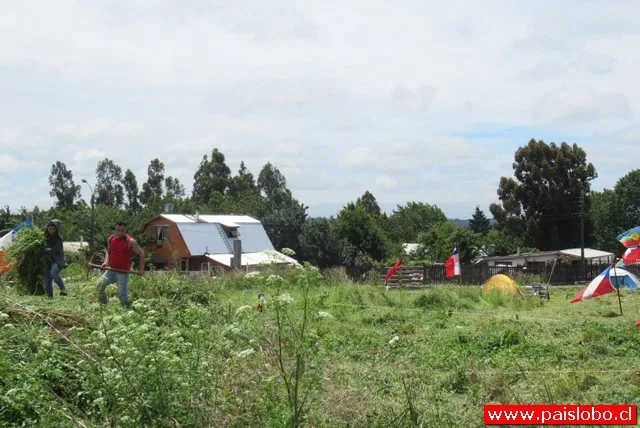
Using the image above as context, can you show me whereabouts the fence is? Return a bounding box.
[372,262,629,287]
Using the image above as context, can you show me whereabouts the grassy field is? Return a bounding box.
[1,263,640,427]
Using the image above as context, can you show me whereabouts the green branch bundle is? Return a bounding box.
[6,226,47,295]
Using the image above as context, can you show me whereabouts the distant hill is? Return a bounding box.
[449,218,469,228]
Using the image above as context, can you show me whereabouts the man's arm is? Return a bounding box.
[130,239,145,273]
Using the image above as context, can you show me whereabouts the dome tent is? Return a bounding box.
[482,274,523,296]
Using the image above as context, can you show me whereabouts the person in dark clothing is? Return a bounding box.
[44,220,67,298]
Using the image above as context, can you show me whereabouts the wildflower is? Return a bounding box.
[0,312,9,319]
[318,311,334,319]
[389,335,400,346]
[237,348,255,358]
[267,274,284,284]
[245,271,261,278]
[278,294,294,304]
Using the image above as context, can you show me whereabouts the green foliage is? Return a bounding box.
[336,203,388,262]
[122,169,141,212]
[192,148,231,204]
[590,169,640,255]
[3,266,640,426]
[387,201,448,243]
[298,218,343,268]
[468,206,491,235]
[356,191,382,218]
[490,139,597,250]
[48,161,81,209]
[139,158,166,205]
[95,158,125,208]
[5,226,47,295]
[416,221,483,263]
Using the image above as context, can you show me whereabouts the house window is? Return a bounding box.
[156,225,170,246]
[180,259,188,271]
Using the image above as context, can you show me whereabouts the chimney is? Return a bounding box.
[195,207,200,222]
[516,247,521,255]
[232,240,242,269]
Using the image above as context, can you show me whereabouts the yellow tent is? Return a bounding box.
[482,274,523,296]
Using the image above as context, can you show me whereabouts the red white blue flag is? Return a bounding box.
[571,266,616,303]
[445,247,460,278]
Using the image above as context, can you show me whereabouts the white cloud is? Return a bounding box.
[375,175,397,190]
[58,119,144,140]
[1,1,640,218]
[73,149,108,164]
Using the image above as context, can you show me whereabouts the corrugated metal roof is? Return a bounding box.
[176,223,231,255]
[161,214,196,223]
[206,251,298,267]
[198,215,260,224]
[484,248,614,261]
[560,248,614,259]
[233,222,275,252]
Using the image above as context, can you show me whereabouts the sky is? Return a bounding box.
[1,0,639,219]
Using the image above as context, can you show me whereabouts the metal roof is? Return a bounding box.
[206,251,298,268]
[233,222,275,252]
[484,248,614,261]
[560,248,614,259]
[198,215,260,224]
[160,214,196,223]
[176,223,231,255]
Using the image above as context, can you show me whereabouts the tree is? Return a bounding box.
[257,162,289,204]
[356,191,382,218]
[228,161,258,199]
[335,203,388,262]
[490,139,597,250]
[255,163,308,253]
[48,161,81,208]
[192,148,231,204]
[140,158,165,204]
[164,176,185,200]
[387,202,448,243]
[95,159,124,208]
[590,169,640,254]
[122,169,141,212]
[298,217,343,268]
[468,206,491,235]
[415,222,483,264]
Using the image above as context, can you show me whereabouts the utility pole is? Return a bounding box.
[82,179,96,256]
[579,182,586,282]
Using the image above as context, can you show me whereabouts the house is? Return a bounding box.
[483,248,614,268]
[141,213,298,271]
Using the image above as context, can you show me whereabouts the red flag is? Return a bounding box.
[385,259,403,285]
[445,247,460,278]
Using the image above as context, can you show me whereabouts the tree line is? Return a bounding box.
[1,140,638,274]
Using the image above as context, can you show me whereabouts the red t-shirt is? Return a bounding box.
[109,234,133,271]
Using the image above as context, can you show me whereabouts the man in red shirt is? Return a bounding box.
[96,221,145,307]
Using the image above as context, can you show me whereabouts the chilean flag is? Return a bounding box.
[385,258,403,285]
[571,266,616,303]
[445,247,461,278]
[622,246,640,265]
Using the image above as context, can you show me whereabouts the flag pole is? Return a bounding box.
[612,258,623,315]
[458,244,462,285]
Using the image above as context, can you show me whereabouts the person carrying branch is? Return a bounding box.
[96,220,145,307]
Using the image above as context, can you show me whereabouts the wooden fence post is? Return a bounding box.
[423,263,427,286]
